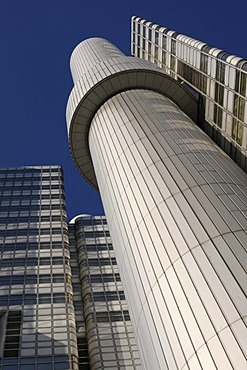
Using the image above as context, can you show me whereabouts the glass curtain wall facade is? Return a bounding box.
[69,215,141,370]
[0,166,78,370]
[131,16,247,172]
[0,168,141,370]
[66,37,247,370]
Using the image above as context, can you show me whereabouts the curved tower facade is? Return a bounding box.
[67,38,247,370]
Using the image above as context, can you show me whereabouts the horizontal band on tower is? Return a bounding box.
[67,39,198,190]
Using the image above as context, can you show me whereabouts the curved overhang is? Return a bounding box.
[67,54,199,191]
[69,214,92,224]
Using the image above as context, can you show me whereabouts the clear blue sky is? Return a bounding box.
[0,0,246,220]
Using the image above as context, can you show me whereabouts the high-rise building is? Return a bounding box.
[66,19,247,370]
[131,16,247,172]
[69,215,141,369]
[0,166,141,370]
[0,166,78,370]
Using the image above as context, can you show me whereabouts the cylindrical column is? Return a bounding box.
[89,89,247,370]
[67,38,247,370]
[70,37,125,84]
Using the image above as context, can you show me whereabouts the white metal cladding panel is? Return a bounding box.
[67,38,198,190]
[88,89,247,370]
[70,38,125,84]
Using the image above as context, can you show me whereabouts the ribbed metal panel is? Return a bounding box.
[68,38,247,370]
[89,89,247,370]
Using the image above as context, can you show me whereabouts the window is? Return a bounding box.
[234,94,245,122]
[215,83,224,106]
[171,39,176,55]
[170,55,176,72]
[216,61,225,84]
[0,312,7,357]
[200,54,208,74]
[232,119,243,145]
[240,72,247,96]
[94,310,130,323]
[3,311,21,358]
[214,105,223,128]
[12,276,25,285]
[177,60,201,90]
[84,257,117,267]
[39,275,51,284]
[92,291,125,302]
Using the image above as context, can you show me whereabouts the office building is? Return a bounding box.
[66,19,247,370]
[0,166,141,370]
[69,215,141,369]
[131,16,247,172]
[0,166,78,370]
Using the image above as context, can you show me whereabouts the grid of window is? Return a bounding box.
[0,256,70,268]
[0,293,70,306]
[1,311,22,358]
[0,166,78,370]
[68,225,90,370]
[69,215,142,369]
[0,274,66,286]
[0,355,72,370]
[95,310,130,323]
[132,16,247,171]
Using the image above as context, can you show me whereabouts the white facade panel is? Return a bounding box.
[88,89,247,369]
[67,38,247,370]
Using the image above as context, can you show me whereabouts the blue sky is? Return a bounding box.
[0,0,246,220]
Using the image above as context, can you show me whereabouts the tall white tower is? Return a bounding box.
[67,38,247,370]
